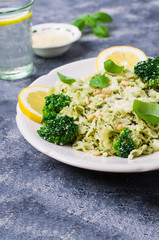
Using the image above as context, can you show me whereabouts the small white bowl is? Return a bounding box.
[32,23,81,58]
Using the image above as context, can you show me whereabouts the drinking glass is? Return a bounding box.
[0,0,34,80]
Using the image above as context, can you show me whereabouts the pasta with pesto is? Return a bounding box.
[54,68,159,160]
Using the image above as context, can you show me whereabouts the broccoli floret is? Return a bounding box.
[37,115,78,145]
[43,93,71,115]
[42,111,57,125]
[113,128,136,158]
[134,57,159,90]
[38,92,78,145]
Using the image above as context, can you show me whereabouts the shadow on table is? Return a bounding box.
[42,156,159,194]
[77,167,159,193]
[40,157,159,219]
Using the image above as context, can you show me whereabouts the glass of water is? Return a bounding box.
[0,0,34,80]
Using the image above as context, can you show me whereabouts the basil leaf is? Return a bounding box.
[92,12,113,23]
[89,75,109,88]
[81,14,96,28]
[71,18,85,31]
[93,25,109,38]
[133,99,159,124]
[57,72,76,85]
[104,59,124,73]
[71,11,113,38]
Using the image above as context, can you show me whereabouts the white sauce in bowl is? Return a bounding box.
[32,30,72,48]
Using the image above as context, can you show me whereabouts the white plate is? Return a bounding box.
[16,58,159,172]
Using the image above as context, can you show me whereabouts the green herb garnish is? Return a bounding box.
[71,11,113,38]
[91,12,113,23]
[81,14,96,28]
[93,25,109,38]
[104,59,124,73]
[57,72,76,85]
[71,18,85,31]
[89,75,109,88]
[133,99,159,124]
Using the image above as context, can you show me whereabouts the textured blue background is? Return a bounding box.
[0,0,159,239]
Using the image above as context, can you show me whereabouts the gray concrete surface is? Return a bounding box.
[0,0,159,239]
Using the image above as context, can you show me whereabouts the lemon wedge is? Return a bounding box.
[96,46,147,72]
[0,11,32,27]
[18,86,54,123]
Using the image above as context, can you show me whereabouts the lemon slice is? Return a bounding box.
[0,11,32,26]
[96,46,147,72]
[18,86,54,123]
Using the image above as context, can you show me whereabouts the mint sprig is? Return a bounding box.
[71,11,113,38]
